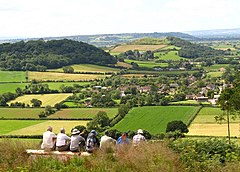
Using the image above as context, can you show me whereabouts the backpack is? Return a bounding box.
[86,136,95,152]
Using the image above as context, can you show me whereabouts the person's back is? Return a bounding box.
[132,129,146,145]
[56,128,71,151]
[70,129,85,152]
[41,126,56,150]
[86,130,99,153]
[100,131,116,150]
[117,132,129,145]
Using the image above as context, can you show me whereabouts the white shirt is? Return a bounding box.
[100,135,115,149]
[41,131,57,149]
[56,133,71,147]
[132,134,146,145]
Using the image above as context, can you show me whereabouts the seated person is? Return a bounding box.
[100,131,116,152]
[70,129,85,152]
[41,126,57,151]
[86,130,99,153]
[56,128,71,151]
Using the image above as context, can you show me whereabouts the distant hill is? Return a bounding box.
[185,28,240,40]
[0,39,117,71]
[0,32,197,47]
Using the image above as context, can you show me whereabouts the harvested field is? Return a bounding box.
[111,45,167,53]
[0,108,43,118]
[8,93,72,107]
[28,71,110,81]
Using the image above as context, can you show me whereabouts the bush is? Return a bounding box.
[166,120,189,133]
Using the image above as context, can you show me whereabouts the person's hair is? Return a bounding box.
[60,128,65,133]
[47,126,52,132]
[105,131,109,136]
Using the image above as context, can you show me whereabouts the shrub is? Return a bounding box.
[166,120,189,133]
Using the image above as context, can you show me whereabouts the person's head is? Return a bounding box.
[60,128,65,134]
[90,130,97,135]
[47,126,52,132]
[137,129,143,135]
[72,128,80,135]
[122,132,128,140]
[105,131,110,136]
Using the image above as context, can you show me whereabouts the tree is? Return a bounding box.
[63,66,74,73]
[166,120,189,133]
[216,86,240,144]
[87,111,110,131]
[31,99,42,107]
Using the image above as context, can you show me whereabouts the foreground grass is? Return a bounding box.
[0,139,184,172]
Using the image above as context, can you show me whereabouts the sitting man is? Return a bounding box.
[70,128,85,152]
[100,131,116,152]
[41,126,57,151]
[132,129,146,146]
[86,130,99,153]
[56,128,71,151]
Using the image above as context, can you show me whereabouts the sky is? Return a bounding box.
[0,0,239,38]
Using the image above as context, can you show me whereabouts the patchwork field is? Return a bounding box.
[125,59,168,68]
[188,107,240,136]
[49,64,120,73]
[115,62,132,69]
[154,51,183,61]
[8,93,72,107]
[1,120,88,135]
[0,120,44,135]
[111,44,167,53]
[46,82,91,90]
[0,71,26,82]
[50,108,118,119]
[0,108,43,118]
[113,106,200,134]
[0,83,28,94]
[28,71,110,81]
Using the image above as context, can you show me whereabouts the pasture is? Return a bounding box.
[111,44,167,53]
[49,64,120,73]
[0,71,26,82]
[0,108,43,118]
[5,120,89,135]
[8,93,72,107]
[46,82,90,90]
[113,106,200,134]
[28,71,110,81]
[154,51,183,61]
[115,61,132,69]
[125,59,168,68]
[188,107,240,136]
[50,108,118,119]
[0,83,28,94]
[203,64,229,72]
[207,71,223,78]
[0,120,44,135]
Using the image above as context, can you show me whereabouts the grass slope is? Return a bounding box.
[50,108,118,119]
[111,45,167,53]
[46,82,91,90]
[154,51,183,61]
[0,71,26,82]
[8,93,72,107]
[125,59,168,68]
[0,108,43,118]
[114,106,199,134]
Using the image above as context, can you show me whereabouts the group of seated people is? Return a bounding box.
[41,126,146,153]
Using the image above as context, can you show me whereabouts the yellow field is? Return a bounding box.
[8,93,72,107]
[115,62,132,69]
[111,44,167,53]
[28,71,110,81]
[6,120,89,135]
[188,123,240,137]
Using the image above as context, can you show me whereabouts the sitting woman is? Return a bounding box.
[70,129,85,152]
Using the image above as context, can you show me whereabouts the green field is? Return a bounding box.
[125,59,168,68]
[0,108,43,118]
[50,108,118,119]
[114,106,200,134]
[203,64,229,72]
[8,93,72,107]
[0,120,44,134]
[207,71,223,78]
[154,51,183,61]
[0,71,26,82]
[0,83,28,94]
[46,82,91,90]
[5,120,89,135]
[49,64,120,73]
[169,100,200,105]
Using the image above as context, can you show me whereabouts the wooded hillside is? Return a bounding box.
[0,39,117,71]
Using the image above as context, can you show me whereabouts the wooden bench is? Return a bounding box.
[26,149,91,160]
